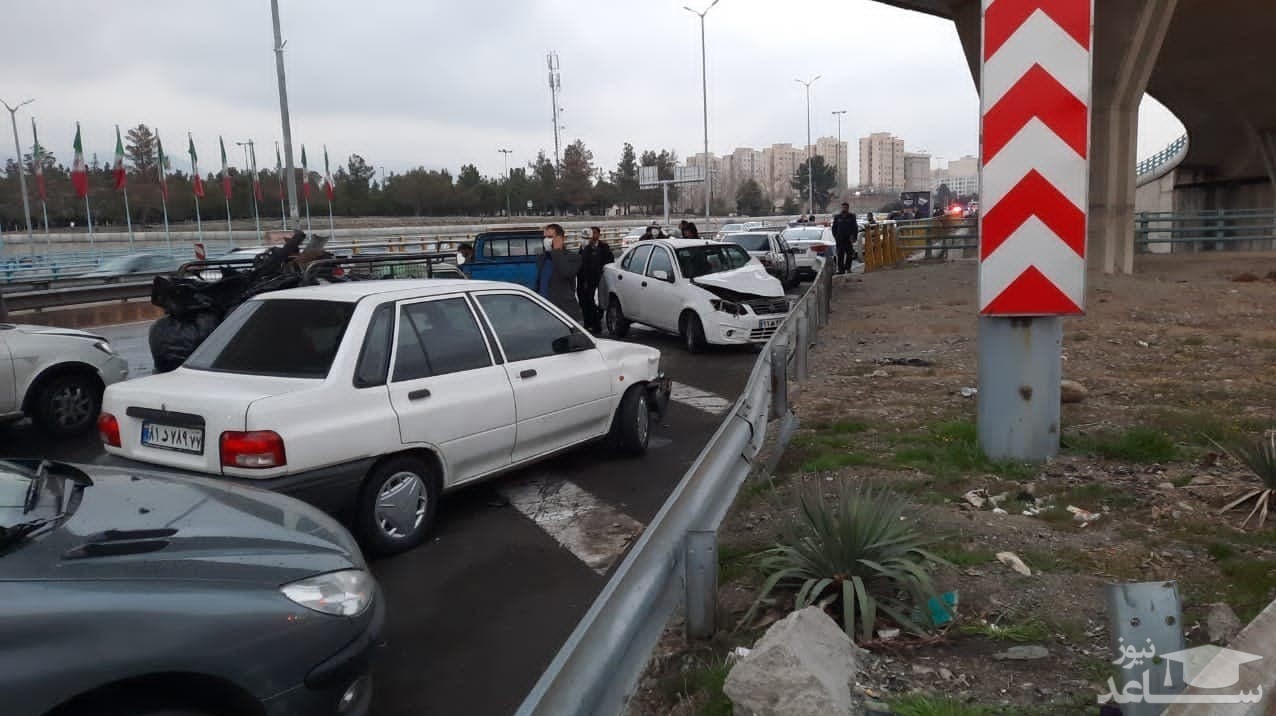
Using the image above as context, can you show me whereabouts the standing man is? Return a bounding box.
[457,243,476,277]
[832,202,858,275]
[536,223,583,322]
[577,226,614,333]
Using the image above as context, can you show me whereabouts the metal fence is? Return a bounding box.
[1135,209,1276,251]
[514,258,835,716]
[1136,134,1189,182]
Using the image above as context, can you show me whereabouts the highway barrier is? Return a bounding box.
[862,224,905,271]
[514,257,836,716]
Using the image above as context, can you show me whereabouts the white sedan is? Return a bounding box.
[600,239,791,353]
[99,279,670,555]
[0,323,129,435]
[780,226,837,280]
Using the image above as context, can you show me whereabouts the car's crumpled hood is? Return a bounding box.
[3,324,105,341]
[691,263,785,299]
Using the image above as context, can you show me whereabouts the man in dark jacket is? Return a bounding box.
[831,202,858,274]
[576,227,614,333]
[536,223,583,322]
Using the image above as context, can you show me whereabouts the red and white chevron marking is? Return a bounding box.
[979,0,1093,316]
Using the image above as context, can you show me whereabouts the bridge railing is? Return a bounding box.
[1136,134,1189,183]
[1135,209,1276,251]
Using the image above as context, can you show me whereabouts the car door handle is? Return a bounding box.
[520,369,537,379]
[408,388,431,401]
[641,281,648,287]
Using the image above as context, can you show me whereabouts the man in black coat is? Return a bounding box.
[831,202,859,274]
[576,226,614,333]
[536,223,584,322]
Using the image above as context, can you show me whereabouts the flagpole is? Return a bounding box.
[85,195,95,249]
[123,188,135,250]
[225,196,233,249]
[161,194,171,254]
[40,200,50,250]
[327,199,335,240]
[194,194,203,241]
[276,140,287,230]
[305,196,312,233]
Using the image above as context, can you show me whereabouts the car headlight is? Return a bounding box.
[93,340,115,355]
[281,569,375,616]
[710,299,748,316]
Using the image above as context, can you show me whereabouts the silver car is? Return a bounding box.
[0,323,129,436]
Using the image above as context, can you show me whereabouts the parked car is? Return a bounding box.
[780,226,837,280]
[0,458,382,716]
[600,239,791,353]
[717,231,799,289]
[0,323,129,436]
[712,221,764,241]
[79,252,181,278]
[100,279,671,555]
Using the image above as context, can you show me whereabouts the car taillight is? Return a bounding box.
[220,431,287,469]
[812,245,827,255]
[98,413,121,447]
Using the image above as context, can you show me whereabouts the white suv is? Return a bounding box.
[0,323,129,435]
[99,279,670,555]
[601,239,791,353]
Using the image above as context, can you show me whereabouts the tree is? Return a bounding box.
[735,179,769,216]
[638,148,679,214]
[338,154,376,212]
[790,156,838,212]
[935,183,953,213]
[560,139,596,213]
[613,142,639,214]
[125,124,158,175]
[529,151,558,214]
[780,195,800,214]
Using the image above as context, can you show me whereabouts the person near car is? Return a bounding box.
[576,226,614,333]
[832,202,859,275]
[457,242,476,276]
[536,223,584,322]
[681,222,700,239]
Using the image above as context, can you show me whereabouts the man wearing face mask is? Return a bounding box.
[535,223,584,322]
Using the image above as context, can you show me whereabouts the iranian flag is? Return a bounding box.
[156,132,169,201]
[323,145,335,201]
[251,143,263,202]
[300,145,312,200]
[219,136,232,198]
[71,123,89,198]
[31,118,46,201]
[112,125,127,191]
[188,134,205,198]
[276,144,285,200]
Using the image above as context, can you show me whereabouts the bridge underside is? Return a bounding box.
[873,0,1276,271]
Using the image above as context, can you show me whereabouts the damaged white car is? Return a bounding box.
[600,239,791,352]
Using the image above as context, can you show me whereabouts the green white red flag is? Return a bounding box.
[71,123,89,198]
[31,118,46,201]
[219,136,232,199]
[156,132,169,201]
[276,144,285,201]
[323,146,335,201]
[188,134,205,198]
[112,125,127,191]
[300,145,312,200]
[251,143,263,202]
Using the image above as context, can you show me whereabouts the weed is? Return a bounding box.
[1206,541,1236,561]
[893,420,1035,480]
[719,544,759,585]
[1063,427,1179,463]
[1072,332,1090,342]
[660,656,733,716]
[1214,432,1276,529]
[1217,558,1276,621]
[1018,547,1089,574]
[928,543,996,567]
[1079,656,1121,684]
[891,694,992,716]
[1147,409,1268,448]
[812,419,871,435]
[959,618,1052,643]
[801,451,874,473]
[1057,482,1140,511]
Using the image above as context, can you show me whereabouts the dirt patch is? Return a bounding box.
[631,252,1276,715]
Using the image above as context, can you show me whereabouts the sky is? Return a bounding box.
[1,0,1185,180]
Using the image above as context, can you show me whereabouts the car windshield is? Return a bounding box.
[719,224,744,233]
[675,245,753,278]
[783,228,825,242]
[185,299,356,379]
[721,233,770,252]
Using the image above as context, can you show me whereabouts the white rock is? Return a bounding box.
[724,607,867,716]
[1207,603,1242,645]
[996,551,1033,576]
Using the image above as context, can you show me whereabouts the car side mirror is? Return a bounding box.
[553,330,594,354]
[651,269,672,282]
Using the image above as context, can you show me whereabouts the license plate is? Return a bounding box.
[141,421,205,454]
[791,247,806,254]
[759,318,782,329]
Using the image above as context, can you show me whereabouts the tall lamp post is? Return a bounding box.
[2,98,36,246]
[795,76,820,216]
[498,148,513,217]
[270,0,299,222]
[685,0,720,225]
[831,109,847,195]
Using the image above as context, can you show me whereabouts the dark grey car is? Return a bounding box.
[0,459,383,716]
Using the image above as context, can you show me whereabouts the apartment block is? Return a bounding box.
[858,132,906,193]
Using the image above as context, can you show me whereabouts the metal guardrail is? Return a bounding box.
[1135,209,1276,248]
[1136,134,1189,182]
[514,258,835,716]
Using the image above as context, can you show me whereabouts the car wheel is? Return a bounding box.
[357,456,440,556]
[606,297,630,338]
[610,385,650,456]
[33,372,102,436]
[681,312,708,354]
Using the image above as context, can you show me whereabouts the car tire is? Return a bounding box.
[357,456,440,556]
[610,385,650,456]
[681,312,708,354]
[32,372,102,437]
[606,297,630,339]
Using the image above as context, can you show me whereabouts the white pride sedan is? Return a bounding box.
[0,323,129,436]
[99,279,670,555]
[600,239,791,353]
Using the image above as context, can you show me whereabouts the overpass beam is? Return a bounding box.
[1090,0,1179,275]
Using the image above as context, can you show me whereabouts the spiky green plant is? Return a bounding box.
[739,481,946,642]
[1217,431,1276,529]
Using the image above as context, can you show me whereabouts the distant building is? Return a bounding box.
[904,152,932,193]
[931,154,980,197]
[811,137,850,190]
[859,132,906,193]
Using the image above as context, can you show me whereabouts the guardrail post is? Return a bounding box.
[685,529,718,640]
[770,341,789,420]
[795,314,809,383]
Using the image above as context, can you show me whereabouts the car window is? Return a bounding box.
[722,233,770,252]
[354,303,395,388]
[508,239,528,257]
[625,245,653,274]
[646,247,675,279]
[392,298,492,382]
[476,293,573,363]
[675,245,752,277]
[185,299,355,379]
[487,239,509,258]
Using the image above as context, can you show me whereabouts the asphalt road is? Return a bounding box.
[1,319,760,716]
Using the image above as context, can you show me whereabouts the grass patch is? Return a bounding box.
[959,618,1052,643]
[1071,332,1090,342]
[801,451,874,473]
[1217,558,1276,622]
[811,419,870,435]
[1057,482,1140,511]
[929,542,997,567]
[1079,656,1121,684]
[1017,547,1089,574]
[718,544,759,585]
[1206,541,1236,561]
[1146,409,1269,448]
[1063,427,1179,463]
[891,694,993,716]
[893,421,1035,481]
[659,656,732,716]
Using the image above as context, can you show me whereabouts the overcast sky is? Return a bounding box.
[2,0,1183,181]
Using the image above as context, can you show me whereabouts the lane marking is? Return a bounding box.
[499,477,645,574]
[670,381,731,416]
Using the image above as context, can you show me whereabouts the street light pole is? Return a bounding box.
[832,109,847,195]
[795,76,820,216]
[270,0,299,223]
[685,0,720,226]
[498,148,513,217]
[2,98,36,246]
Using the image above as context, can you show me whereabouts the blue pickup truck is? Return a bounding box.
[462,228,547,289]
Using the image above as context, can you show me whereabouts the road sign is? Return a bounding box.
[639,165,660,189]
[978,0,1092,316]
[675,165,705,183]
